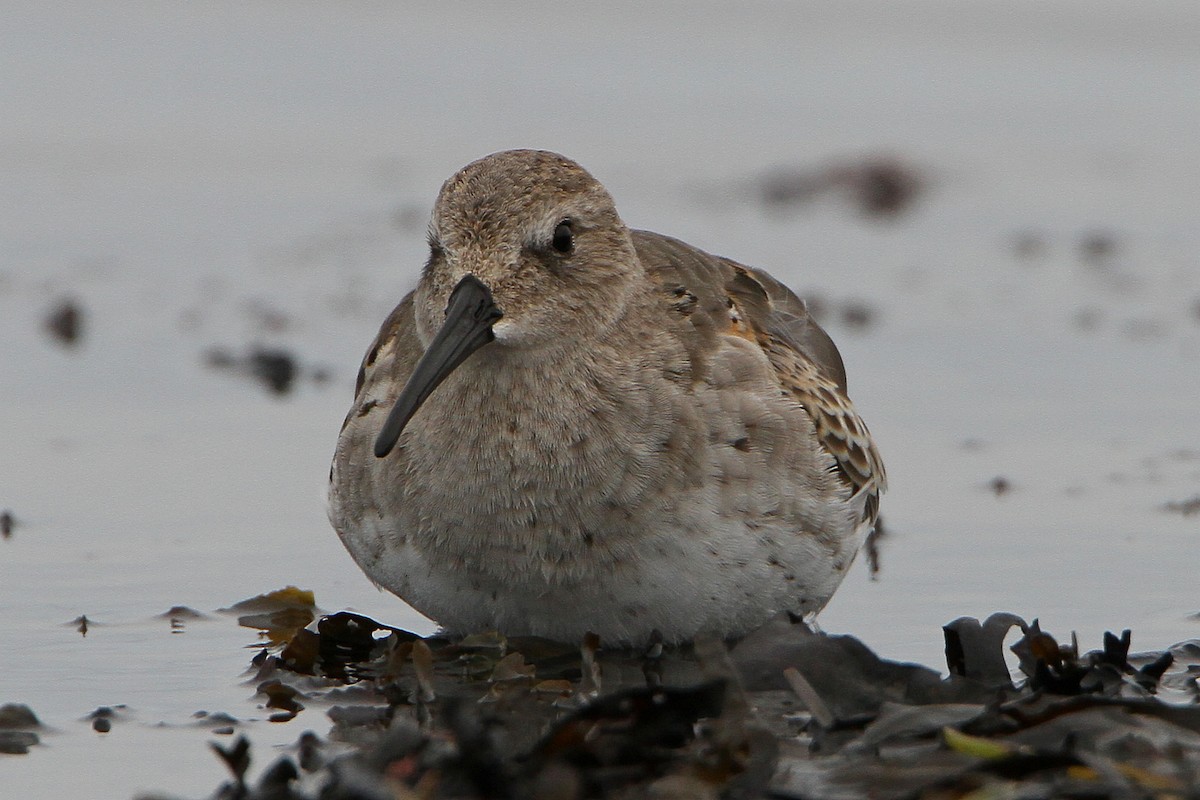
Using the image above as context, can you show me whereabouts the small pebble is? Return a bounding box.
[1079,230,1118,264]
[250,348,298,395]
[93,717,112,733]
[45,299,83,346]
[851,159,921,217]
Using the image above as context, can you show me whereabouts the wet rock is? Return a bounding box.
[162,605,206,618]
[1163,495,1200,517]
[0,731,39,754]
[223,586,317,645]
[204,346,309,396]
[730,619,992,717]
[249,347,298,395]
[759,156,923,218]
[187,611,1200,800]
[257,680,305,720]
[847,158,922,217]
[222,586,317,616]
[943,612,1027,687]
[193,710,240,735]
[161,605,206,633]
[44,298,83,346]
[86,706,126,728]
[0,703,40,729]
[327,704,390,730]
[988,476,1011,496]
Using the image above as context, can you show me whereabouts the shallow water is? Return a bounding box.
[2,2,1199,796]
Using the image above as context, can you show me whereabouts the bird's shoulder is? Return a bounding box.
[631,229,887,517]
[340,293,420,435]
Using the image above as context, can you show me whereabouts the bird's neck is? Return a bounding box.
[419,336,643,442]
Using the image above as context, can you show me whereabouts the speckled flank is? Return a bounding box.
[328,149,884,645]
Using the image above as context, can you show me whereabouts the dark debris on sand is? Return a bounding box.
[203,346,331,397]
[44,297,84,346]
[1163,495,1200,517]
[0,703,42,755]
[759,156,923,219]
[166,610,1200,800]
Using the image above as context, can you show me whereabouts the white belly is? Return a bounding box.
[331,453,864,644]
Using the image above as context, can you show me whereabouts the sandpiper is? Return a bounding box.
[329,150,885,645]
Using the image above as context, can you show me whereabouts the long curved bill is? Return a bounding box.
[374,274,503,458]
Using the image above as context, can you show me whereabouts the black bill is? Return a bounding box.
[374,274,503,458]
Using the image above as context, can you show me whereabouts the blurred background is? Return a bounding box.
[2,1,1198,795]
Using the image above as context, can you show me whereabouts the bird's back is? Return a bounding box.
[631,230,886,523]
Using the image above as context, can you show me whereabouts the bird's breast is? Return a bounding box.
[383,353,690,573]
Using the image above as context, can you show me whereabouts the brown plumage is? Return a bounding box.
[630,231,886,521]
[329,150,885,644]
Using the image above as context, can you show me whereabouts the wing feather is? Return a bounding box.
[632,230,886,523]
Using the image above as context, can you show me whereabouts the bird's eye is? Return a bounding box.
[551,221,574,254]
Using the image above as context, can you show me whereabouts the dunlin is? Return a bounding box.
[329,150,885,644]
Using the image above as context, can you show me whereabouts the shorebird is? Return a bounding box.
[329,150,885,645]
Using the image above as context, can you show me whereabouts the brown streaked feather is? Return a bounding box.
[341,294,420,433]
[632,230,886,522]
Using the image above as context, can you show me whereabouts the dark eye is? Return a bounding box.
[551,220,574,254]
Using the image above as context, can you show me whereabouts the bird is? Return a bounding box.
[328,149,885,645]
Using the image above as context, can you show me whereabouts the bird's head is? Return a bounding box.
[375,150,641,457]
